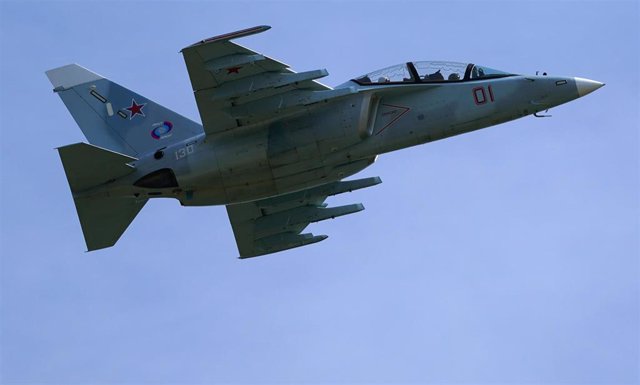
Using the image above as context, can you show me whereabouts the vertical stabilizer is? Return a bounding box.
[46,64,203,157]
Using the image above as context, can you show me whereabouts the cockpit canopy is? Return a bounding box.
[354,61,514,85]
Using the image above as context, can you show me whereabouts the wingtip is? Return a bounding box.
[182,25,272,51]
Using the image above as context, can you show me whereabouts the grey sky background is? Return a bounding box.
[1,1,638,384]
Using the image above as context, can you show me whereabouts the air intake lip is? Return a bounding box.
[134,168,178,188]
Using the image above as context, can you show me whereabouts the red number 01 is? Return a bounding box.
[473,85,495,105]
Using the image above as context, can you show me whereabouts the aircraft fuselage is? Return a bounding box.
[108,74,594,206]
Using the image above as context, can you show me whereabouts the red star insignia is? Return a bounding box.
[226,66,241,74]
[126,99,146,119]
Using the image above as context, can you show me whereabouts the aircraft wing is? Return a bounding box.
[181,26,356,136]
[226,177,381,258]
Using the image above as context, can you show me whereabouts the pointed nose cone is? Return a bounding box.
[574,77,605,97]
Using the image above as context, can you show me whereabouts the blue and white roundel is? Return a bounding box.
[151,121,173,139]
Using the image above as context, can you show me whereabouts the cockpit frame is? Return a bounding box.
[352,61,515,86]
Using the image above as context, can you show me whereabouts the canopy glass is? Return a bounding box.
[354,61,515,85]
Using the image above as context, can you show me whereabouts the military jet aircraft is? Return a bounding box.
[46,25,604,258]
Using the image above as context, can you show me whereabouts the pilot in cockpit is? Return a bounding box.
[426,70,444,81]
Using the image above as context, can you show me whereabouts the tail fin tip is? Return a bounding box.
[46,64,103,91]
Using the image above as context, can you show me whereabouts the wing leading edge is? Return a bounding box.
[226,177,382,258]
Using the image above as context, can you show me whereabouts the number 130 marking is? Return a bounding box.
[473,85,495,105]
[175,143,195,160]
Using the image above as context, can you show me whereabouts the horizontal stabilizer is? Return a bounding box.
[74,196,147,251]
[57,142,147,251]
[57,143,137,193]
